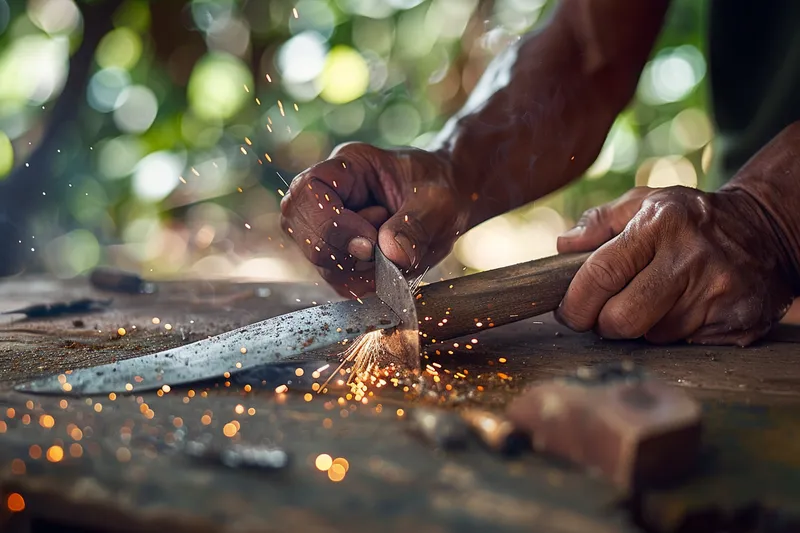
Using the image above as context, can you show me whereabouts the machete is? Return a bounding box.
[17,250,590,396]
[17,248,417,396]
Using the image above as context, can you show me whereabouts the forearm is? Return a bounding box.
[429,0,670,227]
[719,121,800,294]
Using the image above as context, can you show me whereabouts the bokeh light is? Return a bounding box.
[670,108,713,152]
[646,156,697,189]
[494,0,547,33]
[27,0,81,35]
[132,151,185,202]
[427,0,478,41]
[337,0,396,19]
[191,0,235,33]
[289,0,337,39]
[0,132,12,178]
[455,207,567,271]
[181,112,224,148]
[639,45,706,105]
[352,17,395,55]
[88,68,132,113]
[318,46,370,104]
[206,17,251,57]
[0,34,69,104]
[0,0,716,282]
[96,28,143,71]
[586,118,639,178]
[378,102,422,145]
[45,229,101,278]
[97,136,143,179]
[323,101,366,135]
[278,31,328,85]
[187,53,252,121]
[113,85,159,133]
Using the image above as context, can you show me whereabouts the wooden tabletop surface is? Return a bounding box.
[0,277,798,533]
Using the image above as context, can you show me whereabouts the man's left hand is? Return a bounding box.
[555,185,794,346]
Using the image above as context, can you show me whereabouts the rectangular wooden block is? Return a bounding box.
[506,364,703,491]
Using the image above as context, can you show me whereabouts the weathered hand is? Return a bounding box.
[280,143,469,297]
[555,186,795,346]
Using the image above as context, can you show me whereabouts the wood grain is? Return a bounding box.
[415,253,590,343]
[1,277,800,533]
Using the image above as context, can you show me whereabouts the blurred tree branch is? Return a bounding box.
[0,0,123,276]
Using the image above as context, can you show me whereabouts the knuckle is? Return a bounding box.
[646,187,713,222]
[619,186,654,205]
[579,206,606,227]
[330,141,369,157]
[599,305,644,339]
[583,257,626,294]
[279,191,297,217]
[648,197,689,221]
[629,185,654,197]
[330,142,386,168]
[707,270,735,298]
[736,298,765,326]
[287,171,313,197]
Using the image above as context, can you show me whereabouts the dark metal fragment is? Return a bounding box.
[184,440,290,471]
[3,298,112,318]
[408,407,470,450]
[90,267,157,294]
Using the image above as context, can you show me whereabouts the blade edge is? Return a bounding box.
[17,297,397,395]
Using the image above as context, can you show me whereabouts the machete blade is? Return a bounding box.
[16,296,398,396]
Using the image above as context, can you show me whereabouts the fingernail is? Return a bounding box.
[559,225,585,239]
[394,233,416,267]
[347,237,374,261]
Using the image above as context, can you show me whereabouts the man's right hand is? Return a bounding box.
[280,0,671,298]
[280,142,470,297]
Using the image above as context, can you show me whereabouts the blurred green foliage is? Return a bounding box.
[0,0,714,279]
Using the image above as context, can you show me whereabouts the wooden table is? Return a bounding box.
[0,277,798,533]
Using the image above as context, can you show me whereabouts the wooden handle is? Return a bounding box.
[415,252,590,343]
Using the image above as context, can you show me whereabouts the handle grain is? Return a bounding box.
[415,252,590,343]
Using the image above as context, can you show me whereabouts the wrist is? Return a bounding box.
[718,122,800,295]
[718,183,800,297]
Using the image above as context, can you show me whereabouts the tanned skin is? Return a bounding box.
[281,0,800,346]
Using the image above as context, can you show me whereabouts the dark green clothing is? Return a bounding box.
[709,0,800,186]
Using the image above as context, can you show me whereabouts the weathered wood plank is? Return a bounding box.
[0,277,798,532]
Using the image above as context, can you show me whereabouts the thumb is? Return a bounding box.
[557,187,653,253]
[377,187,454,270]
